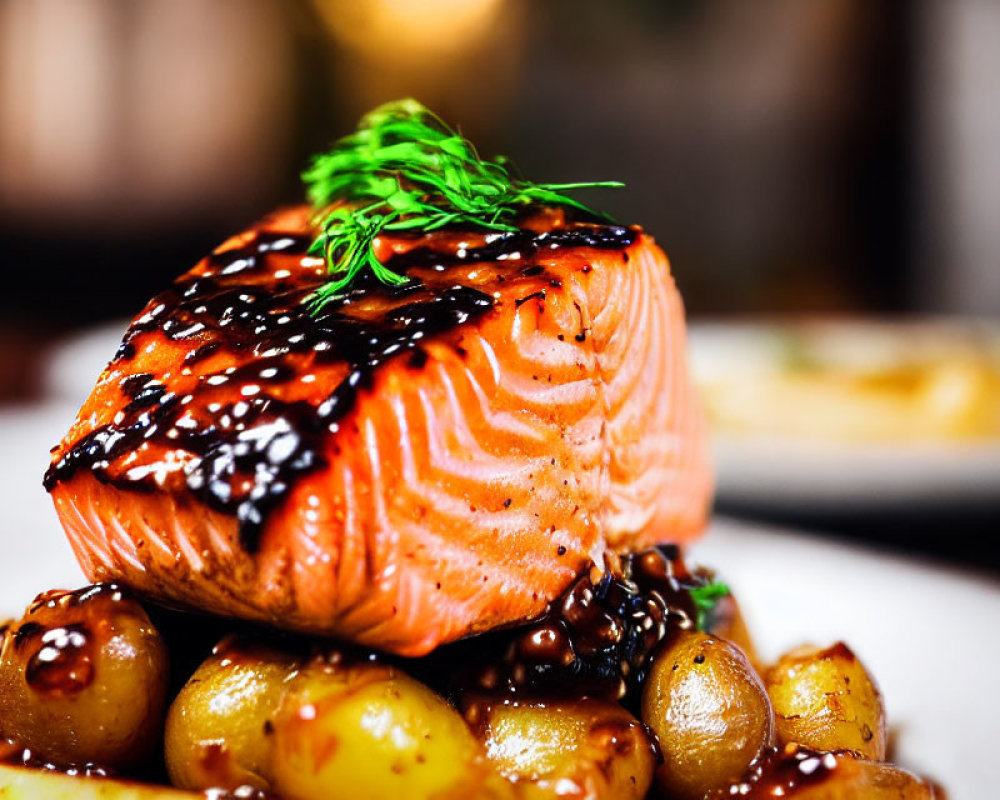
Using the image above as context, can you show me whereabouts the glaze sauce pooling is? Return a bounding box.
[44,208,638,551]
[721,744,846,799]
[435,545,712,701]
[3,585,138,698]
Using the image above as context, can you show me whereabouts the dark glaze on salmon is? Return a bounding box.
[45,218,635,553]
[47,206,711,656]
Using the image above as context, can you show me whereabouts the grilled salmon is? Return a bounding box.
[45,206,711,656]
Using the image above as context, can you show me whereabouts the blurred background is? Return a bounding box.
[0,0,998,567]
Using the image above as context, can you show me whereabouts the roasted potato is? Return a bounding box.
[764,642,886,760]
[164,637,300,791]
[641,630,775,800]
[472,697,654,800]
[270,657,512,800]
[0,585,169,769]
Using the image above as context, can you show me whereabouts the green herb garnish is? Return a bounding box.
[302,99,622,310]
[690,581,731,631]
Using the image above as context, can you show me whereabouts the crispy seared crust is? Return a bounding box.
[48,208,711,655]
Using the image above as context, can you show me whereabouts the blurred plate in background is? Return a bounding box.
[689,318,1000,512]
[0,404,90,606]
[41,319,128,409]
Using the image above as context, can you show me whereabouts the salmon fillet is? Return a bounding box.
[45,206,711,656]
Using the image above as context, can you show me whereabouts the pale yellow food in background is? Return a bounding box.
[692,320,1000,443]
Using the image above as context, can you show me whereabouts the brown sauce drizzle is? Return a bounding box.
[44,216,636,552]
[23,624,93,695]
[735,746,945,799]
[4,591,126,700]
[720,744,846,798]
[425,545,711,702]
[4,585,135,700]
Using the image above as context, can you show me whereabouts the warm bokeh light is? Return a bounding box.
[313,0,504,59]
[311,0,519,131]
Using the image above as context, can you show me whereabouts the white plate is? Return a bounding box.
[688,319,1000,512]
[0,403,993,798]
[693,520,1000,800]
[708,434,1000,511]
[0,404,91,607]
[41,319,130,409]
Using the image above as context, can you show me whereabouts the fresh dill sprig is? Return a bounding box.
[690,581,731,631]
[302,99,623,310]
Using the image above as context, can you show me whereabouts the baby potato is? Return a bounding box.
[473,697,655,800]
[0,585,169,769]
[642,630,775,800]
[164,638,300,792]
[270,657,508,800]
[764,642,886,760]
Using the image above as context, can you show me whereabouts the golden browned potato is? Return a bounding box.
[764,642,886,760]
[642,630,775,800]
[164,637,300,791]
[270,657,513,800]
[0,585,169,769]
[472,697,654,800]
